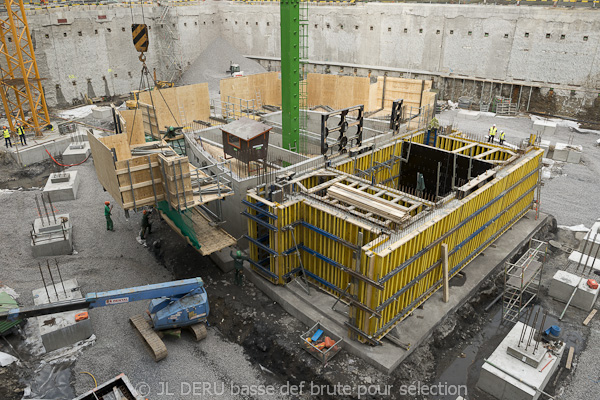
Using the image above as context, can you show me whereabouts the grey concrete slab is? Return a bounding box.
[477,321,564,400]
[43,171,80,202]
[61,142,91,165]
[8,132,72,166]
[31,214,73,257]
[210,246,235,273]
[33,279,93,353]
[246,210,550,373]
[549,270,599,312]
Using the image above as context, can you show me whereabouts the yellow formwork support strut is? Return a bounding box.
[0,0,51,136]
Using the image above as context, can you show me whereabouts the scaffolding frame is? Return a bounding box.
[502,238,548,323]
[0,0,50,136]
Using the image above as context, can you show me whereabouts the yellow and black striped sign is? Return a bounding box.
[132,24,149,53]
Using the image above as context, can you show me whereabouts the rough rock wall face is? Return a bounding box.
[23,3,599,107]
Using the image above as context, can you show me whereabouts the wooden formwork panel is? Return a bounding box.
[220,72,282,108]
[137,83,210,129]
[160,154,195,210]
[88,132,123,207]
[118,109,145,145]
[98,134,132,161]
[115,154,165,209]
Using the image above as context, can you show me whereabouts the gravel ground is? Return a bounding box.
[0,161,286,399]
[560,318,600,400]
[178,37,267,99]
[438,109,600,227]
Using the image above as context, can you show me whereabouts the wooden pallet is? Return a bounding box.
[129,314,168,362]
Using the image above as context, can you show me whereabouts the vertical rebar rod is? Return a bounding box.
[452,153,457,190]
[40,193,51,225]
[38,262,51,302]
[34,195,43,226]
[46,260,58,300]
[534,311,547,353]
[586,233,600,276]
[54,258,67,297]
[468,147,473,180]
[526,308,540,350]
[46,193,57,224]
[519,306,533,346]
[576,231,596,273]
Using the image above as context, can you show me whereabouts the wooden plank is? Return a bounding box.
[328,186,406,224]
[119,178,162,193]
[583,309,597,326]
[452,142,477,154]
[307,176,346,194]
[138,83,210,129]
[88,132,123,207]
[331,183,410,212]
[115,162,160,175]
[475,148,499,160]
[190,209,237,255]
[566,347,575,370]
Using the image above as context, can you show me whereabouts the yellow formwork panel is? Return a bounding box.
[248,133,542,341]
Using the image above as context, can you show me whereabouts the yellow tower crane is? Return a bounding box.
[0,0,50,137]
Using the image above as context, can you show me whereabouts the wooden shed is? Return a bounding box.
[221,117,271,163]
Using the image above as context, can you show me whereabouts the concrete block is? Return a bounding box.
[539,140,551,158]
[33,279,92,353]
[549,270,599,312]
[457,110,480,120]
[581,223,600,256]
[553,143,582,164]
[43,171,80,202]
[477,321,564,400]
[31,214,73,257]
[568,251,600,271]
[209,246,235,273]
[533,120,557,136]
[91,106,112,120]
[9,134,72,166]
[61,142,91,165]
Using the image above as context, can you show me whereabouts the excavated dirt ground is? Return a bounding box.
[140,210,586,400]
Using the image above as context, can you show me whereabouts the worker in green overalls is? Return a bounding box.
[230,250,249,286]
[104,201,114,231]
[140,209,152,239]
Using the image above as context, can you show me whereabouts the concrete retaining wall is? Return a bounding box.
[25,3,600,111]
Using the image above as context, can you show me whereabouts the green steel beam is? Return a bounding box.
[280,0,300,152]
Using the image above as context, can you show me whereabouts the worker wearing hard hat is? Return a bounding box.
[3,126,12,148]
[488,124,497,143]
[499,131,506,145]
[16,123,26,146]
[140,209,152,240]
[104,201,114,231]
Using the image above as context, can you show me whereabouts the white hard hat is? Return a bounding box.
[493,124,496,127]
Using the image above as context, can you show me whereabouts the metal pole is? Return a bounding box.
[527,86,533,111]
[54,258,67,297]
[535,311,547,353]
[435,162,441,199]
[452,153,457,190]
[38,262,51,302]
[40,193,51,225]
[526,308,540,350]
[468,147,473,180]
[34,195,43,226]
[46,260,58,300]
[46,193,57,224]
